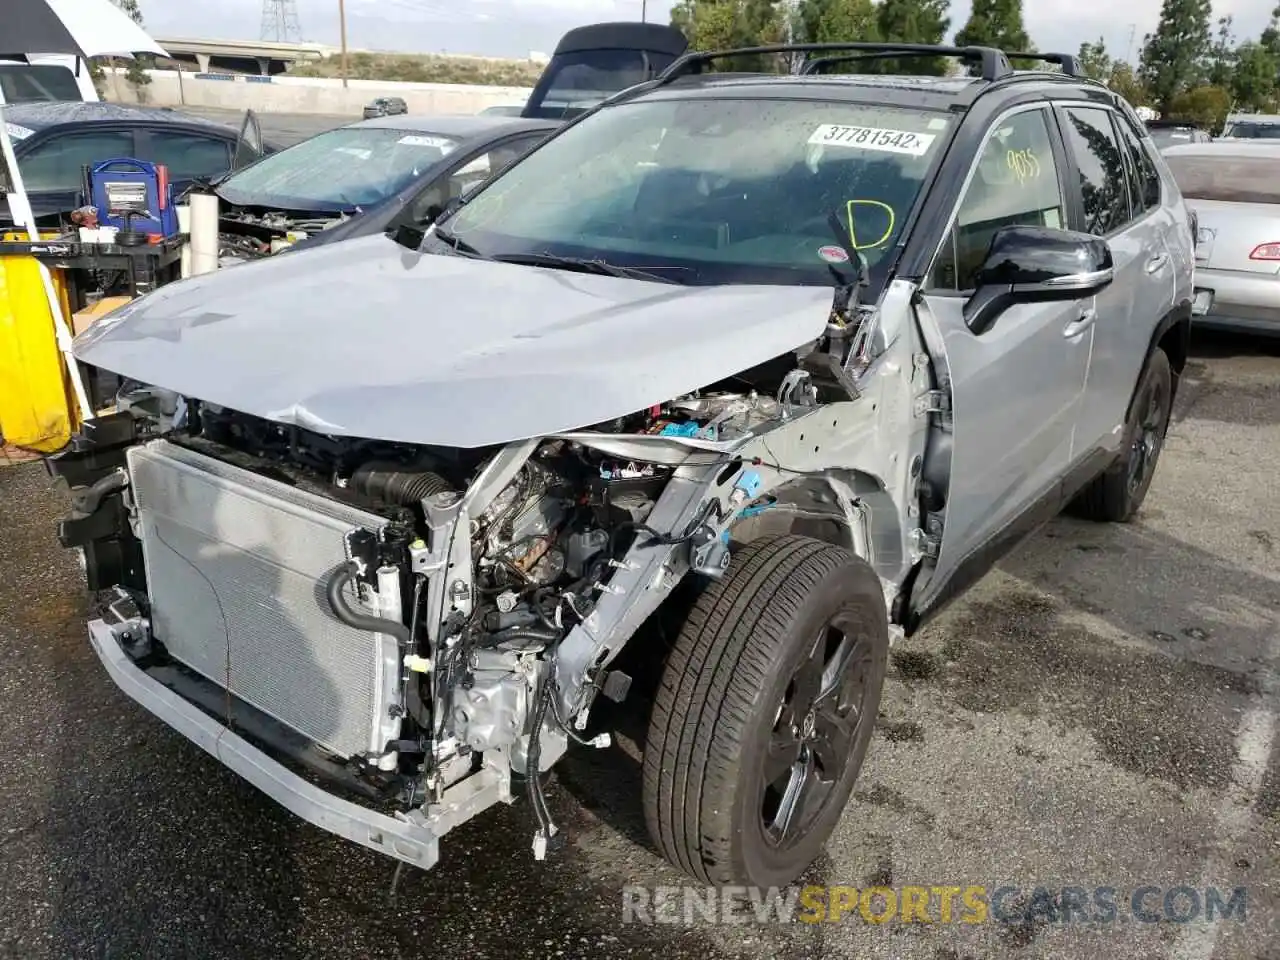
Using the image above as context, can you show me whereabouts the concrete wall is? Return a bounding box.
[105,68,534,117]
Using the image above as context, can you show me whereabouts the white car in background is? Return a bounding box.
[1219,112,1280,140]
[0,54,99,103]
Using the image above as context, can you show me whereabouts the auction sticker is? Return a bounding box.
[818,244,850,263]
[809,124,936,157]
[399,135,455,152]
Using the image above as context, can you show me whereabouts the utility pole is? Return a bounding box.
[641,0,647,21]
[338,0,349,89]
[1124,23,1137,64]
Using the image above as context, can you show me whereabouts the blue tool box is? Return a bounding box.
[87,158,179,237]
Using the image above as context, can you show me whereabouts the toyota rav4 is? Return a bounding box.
[50,41,1194,889]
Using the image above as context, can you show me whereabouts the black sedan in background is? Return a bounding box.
[210,113,556,257]
[0,101,270,225]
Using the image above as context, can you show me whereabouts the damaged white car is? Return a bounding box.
[51,41,1193,888]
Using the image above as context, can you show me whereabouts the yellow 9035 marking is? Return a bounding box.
[845,199,896,250]
[1006,148,1041,183]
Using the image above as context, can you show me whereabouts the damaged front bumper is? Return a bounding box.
[89,616,511,867]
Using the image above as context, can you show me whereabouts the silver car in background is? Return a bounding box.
[1163,141,1280,333]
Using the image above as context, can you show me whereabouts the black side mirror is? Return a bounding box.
[963,225,1115,335]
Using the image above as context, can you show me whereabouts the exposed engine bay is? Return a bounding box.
[53,271,938,873]
[62,365,854,860]
[216,204,349,263]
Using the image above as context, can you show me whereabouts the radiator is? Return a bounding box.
[126,439,395,759]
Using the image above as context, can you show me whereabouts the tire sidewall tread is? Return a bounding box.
[642,534,889,887]
[1073,347,1173,523]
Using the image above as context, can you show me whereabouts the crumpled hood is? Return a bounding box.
[74,234,834,448]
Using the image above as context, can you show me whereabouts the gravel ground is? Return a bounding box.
[0,331,1276,960]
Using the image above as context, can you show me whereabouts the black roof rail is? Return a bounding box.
[658,42,1014,84]
[802,47,993,76]
[1004,51,1082,77]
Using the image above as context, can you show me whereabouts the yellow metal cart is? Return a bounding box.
[0,240,78,454]
[0,233,184,459]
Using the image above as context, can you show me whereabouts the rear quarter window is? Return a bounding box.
[1164,155,1280,203]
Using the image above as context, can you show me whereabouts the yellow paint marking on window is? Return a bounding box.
[845,199,896,250]
[1005,148,1041,183]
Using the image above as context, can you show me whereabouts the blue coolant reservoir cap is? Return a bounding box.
[659,422,701,438]
[734,470,763,499]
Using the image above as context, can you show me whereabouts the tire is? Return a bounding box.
[642,535,889,887]
[1073,347,1174,523]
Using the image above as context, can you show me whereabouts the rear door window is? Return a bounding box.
[1163,155,1280,203]
[1113,114,1161,216]
[1124,118,1162,210]
[1059,106,1131,235]
[17,129,138,192]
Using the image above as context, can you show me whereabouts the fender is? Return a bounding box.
[1133,298,1191,414]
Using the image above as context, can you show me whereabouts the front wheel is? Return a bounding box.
[1072,347,1173,523]
[642,535,889,887]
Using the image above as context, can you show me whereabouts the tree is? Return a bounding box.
[671,0,788,68]
[1230,41,1278,111]
[954,0,1031,53]
[1262,3,1280,57]
[1107,62,1150,108]
[1167,83,1231,130]
[875,0,950,74]
[671,0,739,52]
[1077,36,1112,83]
[1138,0,1213,113]
[1207,15,1236,87]
[87,0,153,98]
[793,0,878,45]
[114,0,153,90]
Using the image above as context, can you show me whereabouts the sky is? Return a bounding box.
[139,0,1279,63]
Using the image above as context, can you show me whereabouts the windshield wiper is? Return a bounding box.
[825,210,868,323]
[431,225,490,259]
[492,252,681,284]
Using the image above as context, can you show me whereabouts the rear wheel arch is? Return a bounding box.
[1143,299,1191,406]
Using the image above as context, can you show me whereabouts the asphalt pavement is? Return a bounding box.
[1,331,1277,960]
[176,105,355,147]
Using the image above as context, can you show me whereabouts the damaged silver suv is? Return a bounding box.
[52,42,1194,888]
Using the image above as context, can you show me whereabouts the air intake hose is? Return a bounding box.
[325,561,412,646]
[349,461,456,506]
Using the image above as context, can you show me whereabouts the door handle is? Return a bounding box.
[1146,253,1169,274]
[1063,306,1097,338]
